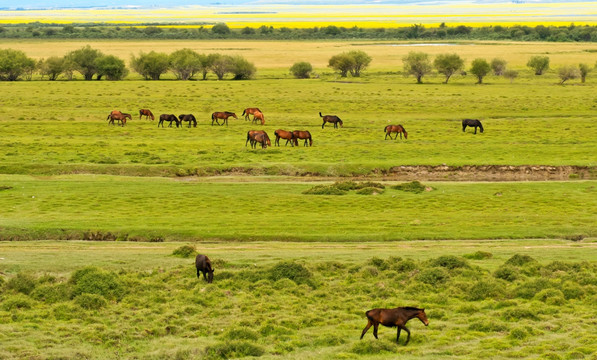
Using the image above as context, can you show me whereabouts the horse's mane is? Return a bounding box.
[402,306,422,311]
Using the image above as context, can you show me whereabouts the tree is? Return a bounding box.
[209,54,232,80]
[169,48,202,80]
[211,23,230,35]
[578,63,590,83]
[39,56,65,80]
[328,53,354,78]
[67,45,103,80]
[241,27,255,35]
[347,50,371,77]
[130,51,169,80]
[290,61,313,79]
[95,55,128,80]
[228,55,256,80]
[402,51,432,84]
[470,58,491,84]
[490,58,507,76]
[198,53,218,80]
[0,49,36,81]
[433,53,464,83]
[557,65,580,85]
[503,69,519,83]
[527,55,550,75]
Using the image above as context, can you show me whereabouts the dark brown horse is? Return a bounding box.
[211,111,237,126]
[246,130,266,146]
[252,110,265,125]
[158,114,180,128]
[178,114,197,127]
[274,129,295,147]
[462,119,484,134]
[251,132,271,149]
[139,109,154,120]
[242,108,262,121]
[384,124,408,140]
[195,254,214,283]
[107,111,131,126]
[292,130,313,147]
[320,112,343,129]
[360,307,429,345]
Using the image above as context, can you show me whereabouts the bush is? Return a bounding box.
[289,61,313,79]
[221,327,259,341]
[228,55,256,80]
[368,257,389,271]
[463,251,493,260]
[70,267,126,300]
[2,294,32,310]
[203,340,264,359]
[0,48,36,81]
[515,278,552,299]
[417,267,449,286]
[527,55,550,75]
[505,254,538,267]
[534,289,566,305]
[391,181,427,193]
[30,283,72,303]
[302,185,346,195]
[6,273,36,295]
[172,245,197,258]
[390,258,417,273]
[74,293,107,310]
[268,261,313,286]
[430,255,469,270]
[494,265,519,282]
[561,281,585,300]
[356,187,385,195]
[468,280,505,301]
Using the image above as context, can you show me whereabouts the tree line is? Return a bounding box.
[0,22,596,42]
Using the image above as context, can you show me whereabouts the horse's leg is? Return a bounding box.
[322,121,325,129]
[372,323,379,339]
[401,326,411,345]
[396,327,402,343]
[462,124,467,132]
[474,126,477,134]
[360,320,373,339]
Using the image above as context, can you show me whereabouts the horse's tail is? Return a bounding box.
[211,113,215,121]
[384,125,389,132]
[107,114,111,120]
[308,131,313,146]
[242,109,246,116]
[319,112,323,118]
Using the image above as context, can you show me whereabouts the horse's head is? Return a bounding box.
[339,119,343,127]
[207,269,214,283]
[417,309,429,326]
[178,114,184,121]
[231,112,238,119]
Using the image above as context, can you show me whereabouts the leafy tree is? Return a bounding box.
[402,51,432,84]
[143,26,162,36]
[328,53,354,77]
[490,58,507,75]
[169,48,202,80]
[67,45,103,80]
[433,53,464,83]
[211,23,230,35]
[578,63,591,83]
[557,65,580,85]
[470,58,491,84]
[199,53,218,80]
[209,54,232,80]
[0,48,36,81]
[527,55,550,75]
[241,27,255,35]
[503,69,519,83]
[290,61,313,79]
[130,51,169,80]
[228,55,256,80]
[95,55,128,80]
[39,56,65,80]
[347,50,371,77]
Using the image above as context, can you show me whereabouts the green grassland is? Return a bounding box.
[0,240,596,359]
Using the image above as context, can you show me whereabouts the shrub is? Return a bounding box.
[469,320,508,332]
[463,251,493,260]
[74,293,107,310]
[53,303,79,320]
[221,327,259,341]
[561,282,585,300]
[470,58,491,84]
[203,340,264,359]
[6,273,36,295]
[302,185,346,195]
[228,55,256,80]
[534,289,566,305]
[30,283,72,303]
[70,267,126,300]
[289,61,313,79]
[430,255,469,270]
[502,307,539,321]
[391,181,427,193]
[468,280,505,301]
[356,187,385,195]
[2,294,32,310]
[268,261,313,286]
[368,257,389,271]
[505,254,538,267]
[527,55,550,75]
[390,258,417,273]
[172,245,197,258]
[0,48,36,81]
[509,327,529,340]
[417,267,449,286]
[494,265,519,282]
[514,278,552,299]
[350,339,397,354]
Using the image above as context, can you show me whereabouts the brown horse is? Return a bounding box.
[320,112,343,129]
[195,254,214,283]
[158,114,180,128]
[107,111,131,126]
[360,307,429,345]
[251,132,271,149]
[178,114,197,128]
[242,108,262,121]
[274,129,295,147]
[139,109,154,120]
[292,130,313,147]
[384,124,408,140]
[211,111,237,126]
[252,110,265,125]
[246,130,266,146]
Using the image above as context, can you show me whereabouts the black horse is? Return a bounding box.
[158,114,180,128]
[320,112,343,129]
[179,114,197,127]
[462,119,484,134]
[195,254,214,283]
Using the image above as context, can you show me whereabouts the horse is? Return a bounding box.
[158,114,180,128]
[251,132,271,149]
[252,110,265,125]
[274,129,295,147]
[242,108,262,121]
[195,254,214,283]
[139,109,154,121]
[179,114,197,128]
[292,130,313,147]
[320,112,343,129]
[384,125,408,140]
[462,119,484,134]
[211,111,237,126]
[107,111,131,126]
[360,307,429,345]
[246,130,266,147]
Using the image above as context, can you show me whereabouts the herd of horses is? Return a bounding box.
[196,253,429,345]
[107,109,484,149]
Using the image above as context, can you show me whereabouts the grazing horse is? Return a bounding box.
[462,119,484,134]
[158,114,180,128]
[195,254,214,283]
[211,111,237,126]
[360,307,429,345]
[242,108,262,121]
[251,132,271,149]
[139,109,154,121]
[274,129,295,147]
[252,110,265,125]
[292,130,313,147]
[178,114,197,128]
[384,124,408,140]
[107,111,131,126]
[246,130,266,147]
[320,112,343,129]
